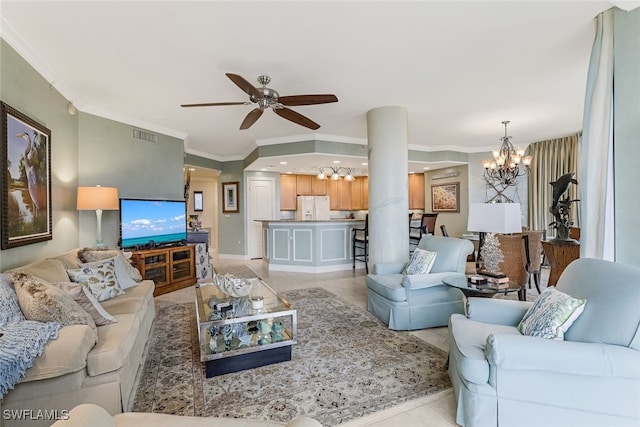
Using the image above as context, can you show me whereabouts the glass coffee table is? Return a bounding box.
[443,274,526,301]
[195,278,297,377]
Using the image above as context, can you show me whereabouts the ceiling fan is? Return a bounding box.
[181,73,338,130]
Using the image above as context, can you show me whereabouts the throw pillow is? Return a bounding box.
[67,259,125,302]
[10,271,97,334]
[517,287,586,340]
[78,248,143,282]
[402,248,437,275]
[52,282,117,326]
[0,273,26,327]
[81,256,137,290]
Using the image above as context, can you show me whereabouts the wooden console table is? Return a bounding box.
[542,241,580,287]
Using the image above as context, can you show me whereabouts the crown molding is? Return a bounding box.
[255,133,368,146]
[81,104,187,140]
[1,15,82,108]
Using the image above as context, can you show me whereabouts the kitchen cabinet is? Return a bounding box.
[260,220,365,272]
[362,176,369,209]
[326,179,351,210]
[280,174,297,210]
[350,177,368,210]
[296,175,326,195]
[409,173,425,209]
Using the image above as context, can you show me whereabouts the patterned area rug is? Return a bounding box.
[132,288,451,426]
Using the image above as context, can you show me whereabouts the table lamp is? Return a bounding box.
[77,185,119,249]
[468,203,522,275]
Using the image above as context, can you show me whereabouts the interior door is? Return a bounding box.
[247,177,275,259]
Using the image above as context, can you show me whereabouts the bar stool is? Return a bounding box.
[352,214,369,273]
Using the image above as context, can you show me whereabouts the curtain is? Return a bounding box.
[527,133,580,236]
[580,9,615,260]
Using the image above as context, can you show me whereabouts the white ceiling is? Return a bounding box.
[1,1,617,174]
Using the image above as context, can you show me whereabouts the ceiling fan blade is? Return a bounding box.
[181,102,250,107]
[240,108,263,130]
[226,73,262,99]
[277,94,338,106]
[274,107,320,130]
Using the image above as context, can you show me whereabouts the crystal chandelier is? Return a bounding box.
[316,166,356,181]
[482,121,532,187]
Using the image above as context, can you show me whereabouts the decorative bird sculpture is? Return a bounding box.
[17,132,45,213]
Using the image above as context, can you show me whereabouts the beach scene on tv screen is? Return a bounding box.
[120,200,186,247]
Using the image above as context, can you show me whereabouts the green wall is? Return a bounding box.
[613,7,640,266]
[78,113,185,248]
[218,160,245,256]
[1,38,186,267]
[0,39,79,270]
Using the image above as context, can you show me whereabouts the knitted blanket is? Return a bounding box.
[0,273,62,396]
[0,320,61,396]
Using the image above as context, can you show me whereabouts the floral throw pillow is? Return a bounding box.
[402,248,437,275]
[77,248,142,282]
[67,259,125,302]
[517,287,586,340]
[81,256,137,290]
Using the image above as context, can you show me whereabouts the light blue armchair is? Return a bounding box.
[448,257,640,426]
[366,235,474,330]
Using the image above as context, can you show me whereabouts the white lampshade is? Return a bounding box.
[468,203,522,234]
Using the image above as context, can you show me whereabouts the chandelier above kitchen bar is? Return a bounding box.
[316,166,356,181]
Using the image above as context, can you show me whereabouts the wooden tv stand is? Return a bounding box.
[131,245,196,296]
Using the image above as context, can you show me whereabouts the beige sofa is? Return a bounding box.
[1,250,156,427]
[51,404,322,427]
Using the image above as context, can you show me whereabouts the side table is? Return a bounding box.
[443,275,526,301]
[542,240,580,287]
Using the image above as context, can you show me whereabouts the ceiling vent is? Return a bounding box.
[133,128,157,143]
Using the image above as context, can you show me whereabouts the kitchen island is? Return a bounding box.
[258,219,366,273]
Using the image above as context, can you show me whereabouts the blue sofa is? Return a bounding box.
[448,257,640,426]
[366,235,474,330]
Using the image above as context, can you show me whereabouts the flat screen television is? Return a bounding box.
[119,198,187,249]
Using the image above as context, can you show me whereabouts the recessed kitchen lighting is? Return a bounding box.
[423,167,431,170]
[286,171,293,174]
[280,161,287,165]
[409,171,415,174]
[333,160,341,164]
[261,168,267,171]
[361,162,368,166]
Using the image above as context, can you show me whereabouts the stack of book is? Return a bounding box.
[478,271,510,289]
[467,275,488,288]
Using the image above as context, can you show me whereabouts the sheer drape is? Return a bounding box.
[580,9,615,260]
[527,133,580,236]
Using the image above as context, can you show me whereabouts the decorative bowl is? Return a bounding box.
[214,273,253,297]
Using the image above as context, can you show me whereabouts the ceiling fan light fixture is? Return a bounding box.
[181,73,338,130]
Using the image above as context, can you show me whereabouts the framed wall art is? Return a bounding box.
[193,191,203,211]
[1,102,52,249]
[431,182,460,213]
[222,181,239,213]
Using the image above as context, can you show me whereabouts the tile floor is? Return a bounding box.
[151,258,549,426]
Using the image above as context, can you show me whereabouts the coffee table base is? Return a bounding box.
[205,345,292,378]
